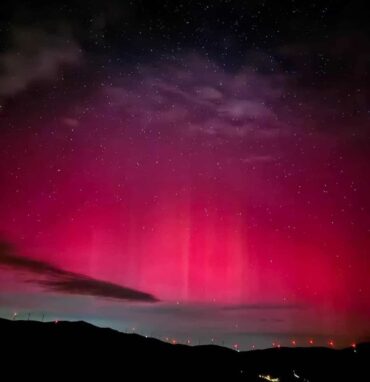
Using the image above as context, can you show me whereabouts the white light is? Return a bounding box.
[259,375,280,382]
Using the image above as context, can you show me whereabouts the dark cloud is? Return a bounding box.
[0,26,81,98]
[0,2,368,138]
[0,241,158,302]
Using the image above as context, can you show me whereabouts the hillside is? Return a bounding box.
[1,318,369,381]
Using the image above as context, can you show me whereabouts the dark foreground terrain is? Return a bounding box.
[0,318,369,381]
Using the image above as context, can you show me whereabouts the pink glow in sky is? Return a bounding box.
[0,53,369,346]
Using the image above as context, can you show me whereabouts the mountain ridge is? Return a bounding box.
[1,318,368,381]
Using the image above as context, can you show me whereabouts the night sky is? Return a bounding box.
[0,0,369,349]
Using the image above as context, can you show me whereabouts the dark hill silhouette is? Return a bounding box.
[1,318,369,381]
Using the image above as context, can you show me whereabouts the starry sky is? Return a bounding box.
[0,0,369,349]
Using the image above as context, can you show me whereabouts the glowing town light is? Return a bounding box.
[233,343,239,350]
[309,339,314,345]
[351,343,356,349]
[328,340,334,347]
[258,374,280,382]
[293,370,300,379]
[291,340,297,346]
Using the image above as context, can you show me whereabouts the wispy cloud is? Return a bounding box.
[0,26,81,98]
[103,54,287,139]
[0,241,157,302]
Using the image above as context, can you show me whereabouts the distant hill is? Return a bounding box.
[1,318,369,381]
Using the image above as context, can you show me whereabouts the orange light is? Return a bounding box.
[328,340,334,347]
[351,343,356,348]
[291,340,296,346]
